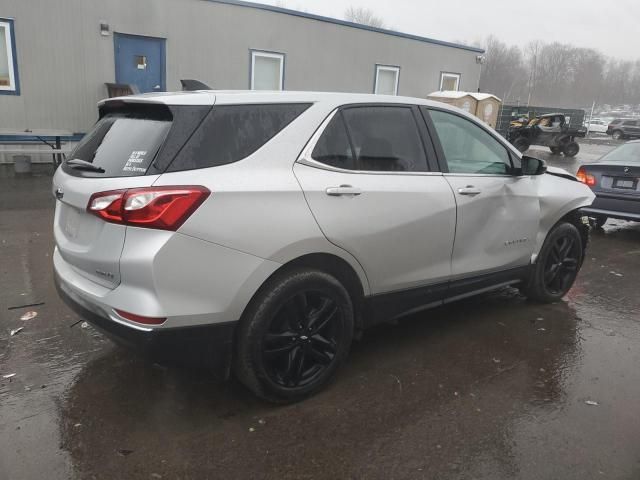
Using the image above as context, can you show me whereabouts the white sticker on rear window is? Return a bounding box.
[122,151,148,173]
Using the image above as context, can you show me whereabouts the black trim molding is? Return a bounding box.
[363,266,531,327]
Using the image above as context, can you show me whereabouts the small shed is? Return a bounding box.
[427,91,478,115]
[473,93,501,128]
[427,91,502,129]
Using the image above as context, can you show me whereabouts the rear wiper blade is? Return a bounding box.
[66,158,105,173]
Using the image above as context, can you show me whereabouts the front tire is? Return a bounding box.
[562,141,580,157]
[549,146,562,154]
[513,137,531,153]
[523,222,584,303]
[612,130,624,140]
[234,268,354,403]
[593,215,608,228]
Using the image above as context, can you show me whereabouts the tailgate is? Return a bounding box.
[53,170,159,288]
[52,102,181,289]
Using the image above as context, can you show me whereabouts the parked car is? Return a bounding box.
[53,91,594,402]
[585,119,608,134]
[507,113,586,156]
[578,141,640,227]
[606,119,640,140]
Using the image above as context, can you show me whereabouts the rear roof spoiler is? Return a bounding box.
[180,79,212,91]
[98,92,216,108]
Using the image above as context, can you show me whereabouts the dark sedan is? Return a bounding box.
[578,141,640,227]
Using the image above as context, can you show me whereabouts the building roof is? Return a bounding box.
[428,91,501,101]
[205,0,485,54]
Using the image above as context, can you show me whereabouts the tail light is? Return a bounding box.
[88,186,210,231]
[576,167,596,187]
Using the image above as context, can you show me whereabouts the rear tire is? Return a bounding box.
[593,215,608,228]
[549,146,562,154]
[523,222,583,303]
[513,138,531,153]
[234,268,354,403]
[562,141,580,157]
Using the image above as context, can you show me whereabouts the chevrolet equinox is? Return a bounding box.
[53,91,595,402]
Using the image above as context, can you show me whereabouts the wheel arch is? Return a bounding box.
[533,207,589,264]
[558,209,590,262]
[240,252,368,329]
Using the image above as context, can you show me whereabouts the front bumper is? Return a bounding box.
[55,272,236,378]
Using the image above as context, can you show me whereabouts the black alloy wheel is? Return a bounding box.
[234,268,354,402]
[542,234,581,295]
[262,291,343,388]
[522,222,584,303]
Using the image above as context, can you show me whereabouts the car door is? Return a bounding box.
[623,120,640,137]
[424,107,540,280]
[294,105,457,295]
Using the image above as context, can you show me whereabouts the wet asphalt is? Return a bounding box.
[1,143,639,479]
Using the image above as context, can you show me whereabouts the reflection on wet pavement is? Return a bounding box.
[1,155,640,479]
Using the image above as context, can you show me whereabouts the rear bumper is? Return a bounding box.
[582,194,640,221]
[582,206,640,221]
[55,271,236,378]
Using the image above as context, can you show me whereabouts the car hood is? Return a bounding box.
[545,166,577,181]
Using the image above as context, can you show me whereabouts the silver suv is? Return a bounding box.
[53,91,594,402]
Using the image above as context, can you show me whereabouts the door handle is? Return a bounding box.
[325,185,362,196]
[457,186,481,196]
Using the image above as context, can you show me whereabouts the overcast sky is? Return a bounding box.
[263,0,640,60]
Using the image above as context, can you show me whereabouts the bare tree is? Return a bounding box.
[344,6,386,29]
[479,36,528,104]
[477,35,640,109]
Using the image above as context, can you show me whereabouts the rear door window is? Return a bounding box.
[341,106,429,172]
[65,114,172,177]
[168,103,311,171]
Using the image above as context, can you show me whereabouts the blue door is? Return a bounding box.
[114,33,166,93]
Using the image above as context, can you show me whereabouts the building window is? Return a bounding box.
[250,50,284,90]
[440,72,460,91]
[374,65,400,95]
[0,18,18,94]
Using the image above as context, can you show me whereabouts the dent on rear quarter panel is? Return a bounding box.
[533,174,595,258]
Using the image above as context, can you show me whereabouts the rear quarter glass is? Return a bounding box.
[166,103,311,172]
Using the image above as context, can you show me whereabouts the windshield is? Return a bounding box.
[65,114,172,177]
[599,143,640,164]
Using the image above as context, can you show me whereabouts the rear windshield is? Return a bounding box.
[66,114,171,177]
[167,103,311,172]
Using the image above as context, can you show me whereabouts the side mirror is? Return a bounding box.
[520,156,547,176]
